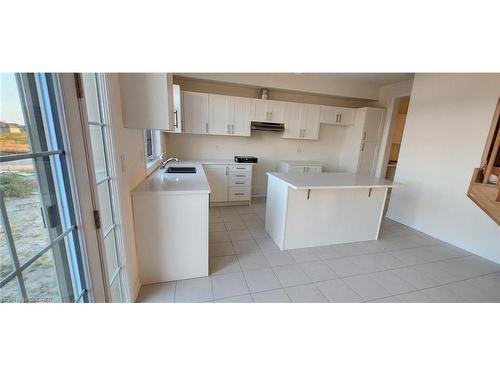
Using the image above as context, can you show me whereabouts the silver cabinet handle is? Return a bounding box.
[361,143,365,152]
[225,166,228,176]
[235,193,245,196]
[174,110,178,128]
[232,124,235,134]
[235,182,244,184]
[339,114,342,123]
[235,174,245,177]
[363,131,367,140]
[302,129,306,138]
[227,124,230,134]
[206,122,209,133]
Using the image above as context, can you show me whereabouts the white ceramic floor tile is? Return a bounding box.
[421,285,467,302]
[370,296,400,303]
[343,274,392,301]
[248,228,269,239]
[289,248,320,263]
[272,264,311,287]
[228,229,253,241]
[252,289,290,303]
[256,237,279,251]
[466,273,500,300]
[209,231,230,243]
[286,284,327,303]
[209,222,226,232]
[396,291,434,303]
[175,277,213,303]
[215,294,253,303]
[240,213,260,222]
[210,255,241,275]
[237,252,270,271]
[243,268,282,293]
[391,267,440,289]
[222,214,242,223]
[263,250,296,267]
[315,279,362,302]
[209,214,223,224]
[324,257,368,277]
[224,220,246,231]
[244,219,265,229]
[444,280,500,302]
[414,262,462,284]
[210,242,235,257]
[232,239,260,254]
[299,261,338,282]
[370,270,416,295]
[236,206,256,214]
[137,282,176,303]
[212,272,249,300]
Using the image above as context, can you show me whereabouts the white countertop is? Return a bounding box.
[184,159,251,165]
[132,162,211,195]
[279,160,324,166]
[267,172,402,190]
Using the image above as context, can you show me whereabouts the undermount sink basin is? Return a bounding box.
[165,166,197,174]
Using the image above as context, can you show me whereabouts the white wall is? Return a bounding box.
[165,125,351,196]
[373,79,414,177]
[387,73,500,264]
[107,74,154,300]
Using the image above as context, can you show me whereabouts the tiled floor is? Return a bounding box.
[137,198,500,303]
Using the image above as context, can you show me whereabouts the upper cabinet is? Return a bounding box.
[169,84,182,133]
[184,91,209,134]
[282,103,320,140]
[320,106,355,126]
[252,99,286,123]
[120,73,175,130]
[208,94,231,135]
[230,96,252,136]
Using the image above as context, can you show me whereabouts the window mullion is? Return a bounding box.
[0,192,28,301]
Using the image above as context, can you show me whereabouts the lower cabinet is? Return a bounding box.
[278,161,323,174]
[203,163,252,204]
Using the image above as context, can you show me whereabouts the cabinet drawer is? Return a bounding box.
[229,170,251,179]
[229,164,252,172]
[229,176,250,187]
[229,187,250,201]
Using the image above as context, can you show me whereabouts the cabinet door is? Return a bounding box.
[204,165,228,202]
[282,102,303,139]
[362,108,385,142]
[302,104,320,140]
[337,107,355,125]
[306,165,323,173]
[183,91,209,134]
[231,97,251,136]
[120,73,174,130]
[288,165,306,174]
[357,142,378,175]
[319,106,337,124]
[209,94,231,135]
[168,84,182,133]
[268,100,286,122]
[252,99,268,122]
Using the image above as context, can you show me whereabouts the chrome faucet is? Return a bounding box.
[160,153,180,169]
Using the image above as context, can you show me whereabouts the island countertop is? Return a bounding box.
[132,162,211,195]
[267,172,402,190]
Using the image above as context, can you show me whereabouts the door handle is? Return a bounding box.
[174,110,178,128]
[363,131,367,140]
[339,114,342,123]
[361,143,365,152]
[206,122,209,133]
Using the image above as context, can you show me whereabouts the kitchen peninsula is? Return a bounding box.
[265,172,402,250]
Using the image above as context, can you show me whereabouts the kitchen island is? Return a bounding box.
[132,162,210,284]
[265,172,402,250]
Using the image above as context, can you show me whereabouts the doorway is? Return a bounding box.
[383,96,410,212]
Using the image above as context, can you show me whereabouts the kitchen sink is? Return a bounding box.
[165,166,197,174]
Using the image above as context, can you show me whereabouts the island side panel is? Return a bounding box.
[283,187,387,249]
[264,175,289,250]
[132,193,209,284]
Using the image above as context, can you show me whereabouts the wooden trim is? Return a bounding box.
[481,97,500,171]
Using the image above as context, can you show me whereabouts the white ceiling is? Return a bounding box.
[175,73,414,100]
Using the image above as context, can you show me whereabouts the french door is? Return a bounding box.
[0,73,87,302]
[76,73,127,303]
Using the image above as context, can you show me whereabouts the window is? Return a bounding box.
[0,73,87,303]
[145,129,154,161]
[144,129,161,170]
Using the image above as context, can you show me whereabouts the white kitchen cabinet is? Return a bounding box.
[320,106,355,126]
[204,164,228,202]
[252,99,286,123]
[359,107,385,142]
[357,141,378,175]
[183,91,209,134]
[282,103,320,140]
[278,161,324,174]
[120,73,174,130]
[208,94,231,135]
[230,96,252,136]
[167,84,182,133]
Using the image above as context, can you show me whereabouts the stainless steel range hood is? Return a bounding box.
[251,121,285,132]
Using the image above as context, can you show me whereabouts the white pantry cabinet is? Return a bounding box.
[120,73,175,130]
[282,103,320,140]
[320,106,355,126]
[355,107,385,176]
[184,91,209,134]
[252,99,286,123]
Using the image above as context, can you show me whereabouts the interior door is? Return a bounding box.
[357,142,378,175]
[204,165,228,202]
[231,97,251,136]
[183,91,209,134]
[209,94,231,135]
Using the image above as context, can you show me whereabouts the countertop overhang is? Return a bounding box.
[267,172,403,190]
